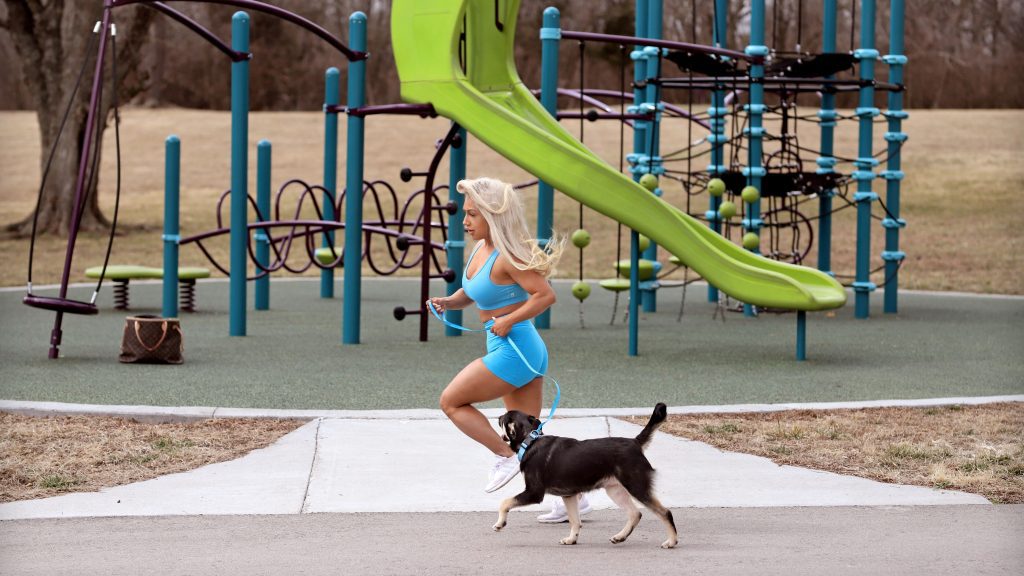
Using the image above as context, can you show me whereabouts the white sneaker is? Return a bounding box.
[537,493,593,523]
[484,455,520,493]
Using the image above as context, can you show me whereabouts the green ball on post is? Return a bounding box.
[571,228,591,249]
[707,178,726,197]
[718,200,737,220]
[741,185,761,204]
[639,173,659,191]
[572,281,591,301]
[742,232,760,250]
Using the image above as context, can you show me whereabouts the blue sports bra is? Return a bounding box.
[463,243,529,311]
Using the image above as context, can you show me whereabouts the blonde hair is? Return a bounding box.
[456,177,564,277]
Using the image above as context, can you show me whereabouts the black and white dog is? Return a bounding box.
[493,403,678,548]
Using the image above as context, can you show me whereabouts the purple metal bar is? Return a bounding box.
[336,103,438,117]
[561,30,757,64]
[111,0,366,61]
[548,88,711,130]
[557,111,651,121]
[149,2,249,62]
[417,124,461,341]
[46,6,114,359]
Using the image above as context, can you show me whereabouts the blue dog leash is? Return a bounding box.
[426,301,560,460]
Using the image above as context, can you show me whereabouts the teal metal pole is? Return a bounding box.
[229,11,249,336]
[255,139,271,311]
[343,12,367,345]
[627,0,648,355]
[321,67,340,299]
[796,311,806,361]
[817,0,838,276]
[743,0,767,318]
[640,0,662,313]
[706,0,728,303]
[629,230,639,356]
[853,0,880,319]
[536,6,560,330]
[882,0,907,314]
[162,135,180,319]
[446,124,467,337]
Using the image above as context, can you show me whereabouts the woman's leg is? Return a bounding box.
[503,376,543,417]
[440,359,517,457]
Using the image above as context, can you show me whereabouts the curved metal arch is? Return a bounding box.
[111,0,368,61]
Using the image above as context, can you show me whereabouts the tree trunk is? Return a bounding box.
[2,0,153,239]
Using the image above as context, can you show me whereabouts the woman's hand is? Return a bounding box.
[427,296,449,313]
[489,315,514,338]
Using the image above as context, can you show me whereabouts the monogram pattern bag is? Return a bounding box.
[119,315,184,364]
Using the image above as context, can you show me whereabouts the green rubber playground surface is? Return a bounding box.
[1,278,1021,410]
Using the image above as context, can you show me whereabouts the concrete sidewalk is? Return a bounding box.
[0,413,988,521]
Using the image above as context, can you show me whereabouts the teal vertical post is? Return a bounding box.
[882,0,907,314]
[162,135,180,319]
[853,0,880,318]
[536,6,560,330]
[321,68,340,299]
[743,0,767,318]
[706,0,728,303]
[629,230,639,356]
[446,125,467,337]
[817,0,838,276]
[343,12,367,344]
[640,0,662,313]
[229,12,249,336]
[255,140,271,310]
[796,311,807,361]
[626,0,648,355]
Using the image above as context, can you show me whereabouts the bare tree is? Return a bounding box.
[1,1,153,238]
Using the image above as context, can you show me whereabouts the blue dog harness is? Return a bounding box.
[426,301,560,461]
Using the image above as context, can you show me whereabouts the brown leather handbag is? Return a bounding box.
[119,315,184,364]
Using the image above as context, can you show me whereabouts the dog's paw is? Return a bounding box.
[609,535,626,544]
[660,538,678,549]
[559,537,578,545]
[492,521,506,532]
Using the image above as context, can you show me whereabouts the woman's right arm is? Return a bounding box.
[429,288,472,312]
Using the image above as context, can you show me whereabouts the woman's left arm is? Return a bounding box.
[489,263,556,337]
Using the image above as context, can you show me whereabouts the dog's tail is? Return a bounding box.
[635,403,668,450]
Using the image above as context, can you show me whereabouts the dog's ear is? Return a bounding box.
[527,415,541,429]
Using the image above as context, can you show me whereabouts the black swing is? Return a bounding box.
[24,18,124,320]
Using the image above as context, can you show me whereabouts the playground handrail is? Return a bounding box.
[560,30,757,64]
[110,0,367,61]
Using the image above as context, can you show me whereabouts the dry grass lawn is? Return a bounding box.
[0,413,305,503]
[1,108,1021,293]
[629,402,1024,504]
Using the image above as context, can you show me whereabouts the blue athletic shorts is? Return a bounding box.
[482,318,548,387]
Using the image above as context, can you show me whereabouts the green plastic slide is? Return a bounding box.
[391,0,846,311]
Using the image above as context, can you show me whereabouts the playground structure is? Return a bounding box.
[22,0,907,362]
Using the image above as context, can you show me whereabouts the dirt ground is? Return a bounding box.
[2,402,1021,505]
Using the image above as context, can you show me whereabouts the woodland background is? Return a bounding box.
[2,0,1022,111]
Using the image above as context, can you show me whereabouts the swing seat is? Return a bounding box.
[23,294,98,315]
[767,53,856,79]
